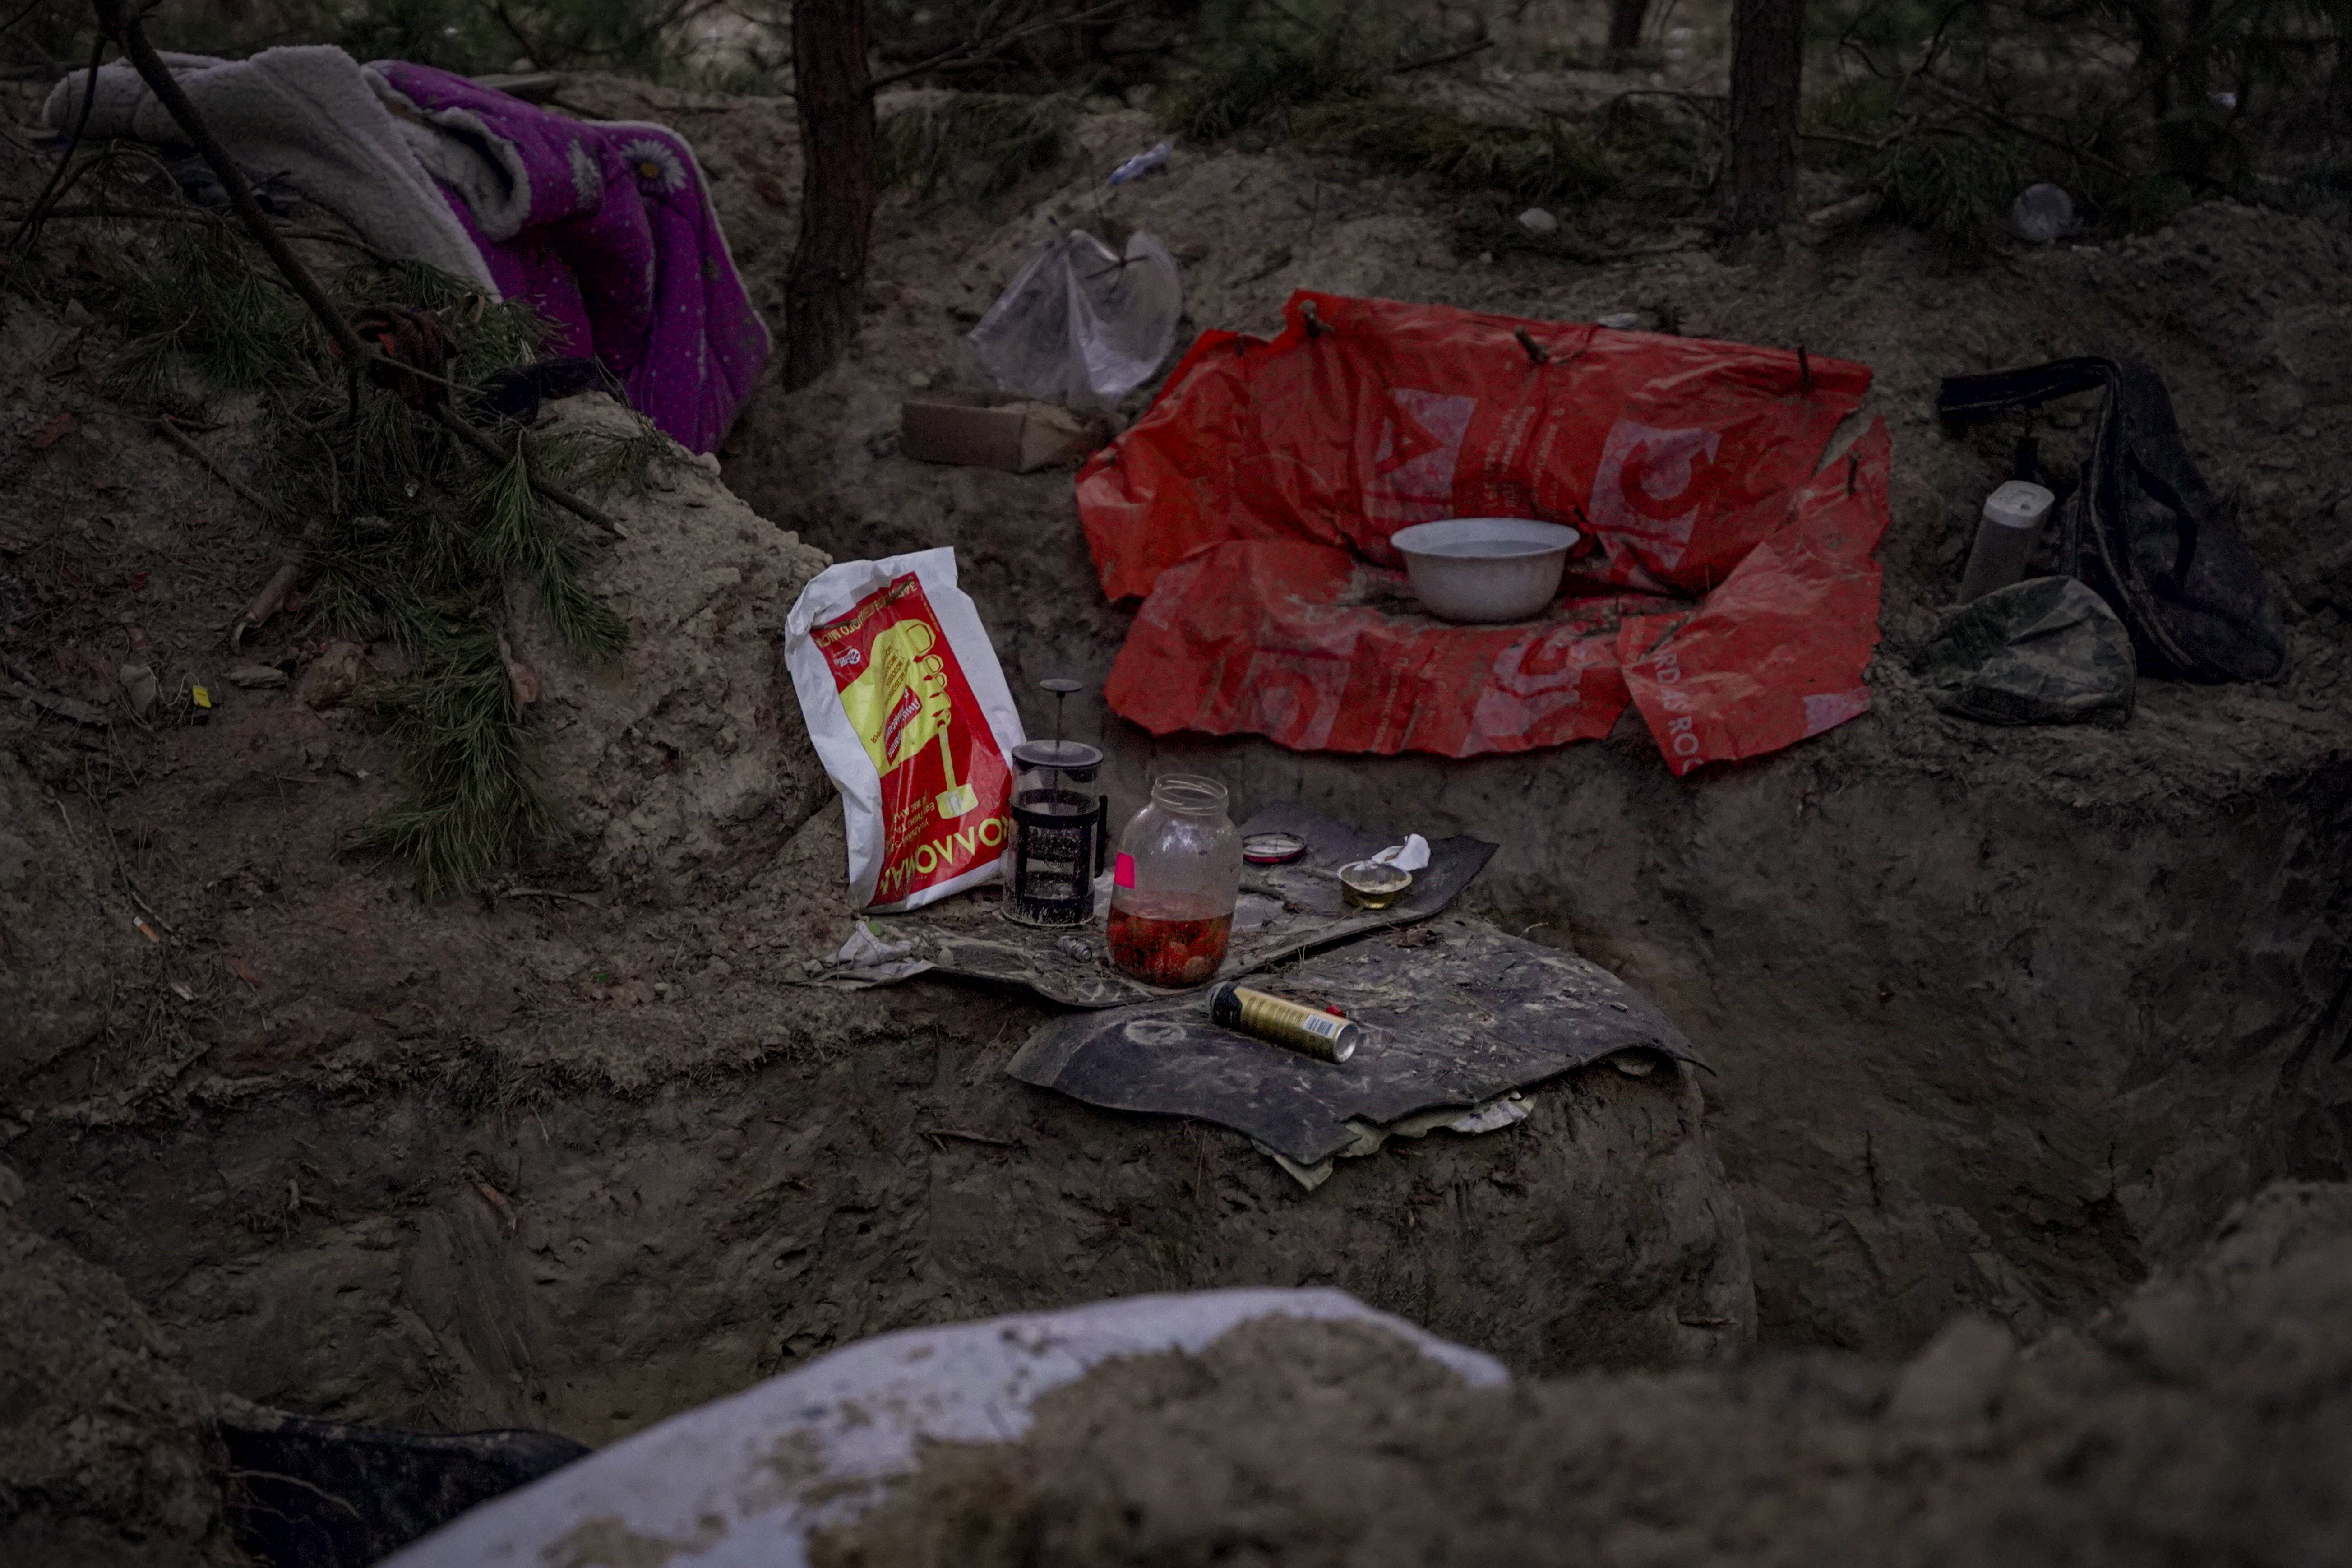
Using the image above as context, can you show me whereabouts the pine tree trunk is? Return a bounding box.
[1607,0,1650,57]
[784,0,876,391]
[1727,0,1805,231]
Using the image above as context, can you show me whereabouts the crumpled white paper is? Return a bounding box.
[1371,834,1431,873]
[802,921,933,987]
[1255,1092,1534,1191]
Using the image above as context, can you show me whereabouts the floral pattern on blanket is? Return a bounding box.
[373,62,771,454]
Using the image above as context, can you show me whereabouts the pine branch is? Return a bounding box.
[427,404,627,541]
[7,30,107,256]
[1,200,404,263]
[90,0,626,540]
[92,0,369,363]
[867,0,1137,93]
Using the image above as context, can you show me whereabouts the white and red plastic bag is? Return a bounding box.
[785,548,1025,912]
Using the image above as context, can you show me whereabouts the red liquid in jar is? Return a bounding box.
[1107,892,1234,987]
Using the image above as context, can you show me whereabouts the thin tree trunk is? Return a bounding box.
[1727,0,1805,231]
[784,0,875,391]
[1607,0,1650,58]
[2108,0,2176,116]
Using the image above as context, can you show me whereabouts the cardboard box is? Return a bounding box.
[900,400,1102,474]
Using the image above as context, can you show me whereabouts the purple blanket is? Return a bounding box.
[371,63,770,453]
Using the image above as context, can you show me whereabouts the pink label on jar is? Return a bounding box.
[1114,852,1136,888]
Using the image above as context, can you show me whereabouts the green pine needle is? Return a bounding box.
[66,177,645,896]
[878,93,1076,206]
[355,624,561,899]
[467,435,630,661]
[572,419,671,500]
[1163,1,1387,143]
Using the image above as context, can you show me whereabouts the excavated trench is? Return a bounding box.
[725,380,2352,1359]
[13,1017,1746,1446]
[3,89,2351,1559]
[12,442,2342,1464]
[9,403,2350,1501]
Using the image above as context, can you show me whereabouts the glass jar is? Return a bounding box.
[1106,774,1243,988]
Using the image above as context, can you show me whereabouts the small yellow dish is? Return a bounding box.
[1338,859,1413,910]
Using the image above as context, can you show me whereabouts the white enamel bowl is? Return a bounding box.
[1389,518,1583,624]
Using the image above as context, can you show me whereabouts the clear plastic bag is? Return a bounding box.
[965,221,1182,410]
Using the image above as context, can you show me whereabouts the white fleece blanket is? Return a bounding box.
[42,45,496,292]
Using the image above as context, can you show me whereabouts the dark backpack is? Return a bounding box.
[1936,357,2286,683]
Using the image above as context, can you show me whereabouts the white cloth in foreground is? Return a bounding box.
[382,1287,1507,1568]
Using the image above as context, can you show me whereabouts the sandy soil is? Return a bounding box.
[712,86,2352,1352]
[0,66,1759,1454]
[814,1179,2352,1568]
[0,37,2345,1508]
[10,1038,1747,1447]
[0,1165,238,1566]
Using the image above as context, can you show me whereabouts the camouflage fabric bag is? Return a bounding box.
[1915,576,2135,726]
[1938,357,2286,683]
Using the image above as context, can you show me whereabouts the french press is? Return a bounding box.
[1006,679,1108,928]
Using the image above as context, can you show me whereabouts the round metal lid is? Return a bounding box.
[1011,738,1104,772]
[1242,831,1308,865]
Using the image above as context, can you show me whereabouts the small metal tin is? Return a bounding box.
[1242,831,1308,865]
[1338,859,1413,909]
[1209,982,1361,1062]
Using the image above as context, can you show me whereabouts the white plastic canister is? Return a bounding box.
[1958,480,2057,604]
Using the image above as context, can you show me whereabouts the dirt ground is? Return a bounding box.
[0,1165,240,1566]
[715,86,2352,1352]
[533,82,2352,1360]
[10,979,1750,1445]
[814,1179,2352,1568]
[0,36,2347,1564]
[0,66,1758,1469]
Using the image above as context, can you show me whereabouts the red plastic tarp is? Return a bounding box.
[1076,291,1892,773]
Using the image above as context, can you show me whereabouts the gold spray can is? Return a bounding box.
[1208,983,1362,1063]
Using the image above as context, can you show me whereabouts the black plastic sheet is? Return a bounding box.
[222,1407,587,1568]
[1008,916,1708,1165]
